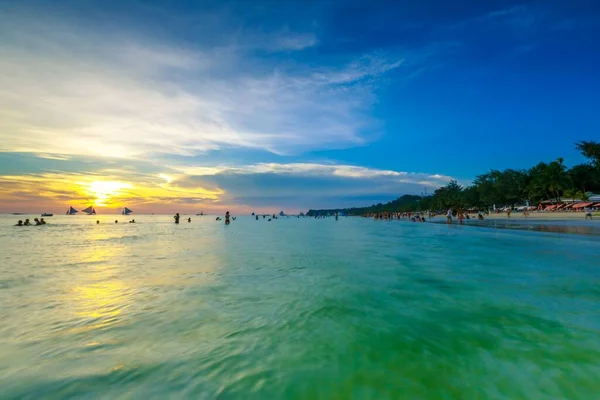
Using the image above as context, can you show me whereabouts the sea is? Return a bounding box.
[1,214,599,399]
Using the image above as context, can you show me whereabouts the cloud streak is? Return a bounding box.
[0,8,401,160]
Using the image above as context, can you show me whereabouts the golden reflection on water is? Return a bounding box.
[64,227,131,333]
[59,223,227,335]
[73,280,127,319]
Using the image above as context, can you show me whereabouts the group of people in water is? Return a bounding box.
[445,209,485,224]
[175,211,236,224]
[366,212,428,222]
[15,218,47,226]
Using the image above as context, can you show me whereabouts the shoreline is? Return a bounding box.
[456,211,598,221]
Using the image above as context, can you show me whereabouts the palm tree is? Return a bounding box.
[563,188,579,203]
[531,159,571,203]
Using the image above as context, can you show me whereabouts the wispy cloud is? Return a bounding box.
[173,162,451,183]
[0,9,401,159]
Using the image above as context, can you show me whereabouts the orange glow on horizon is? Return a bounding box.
[0,172,230,213]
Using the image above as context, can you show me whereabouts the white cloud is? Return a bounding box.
[172,162,452,187]
[0,11,400,159]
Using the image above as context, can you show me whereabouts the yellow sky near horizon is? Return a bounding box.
[0,172,233,214]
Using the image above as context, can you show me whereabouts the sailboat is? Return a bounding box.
[81,206,96,215]
[122,207,133,215]
[66,206,78,215]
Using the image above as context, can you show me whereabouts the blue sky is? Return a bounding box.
[0,0,599,213]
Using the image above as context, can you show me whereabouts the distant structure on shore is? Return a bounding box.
[279,211,285,217]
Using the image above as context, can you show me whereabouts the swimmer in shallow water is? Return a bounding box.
[225,211,230,225]
[24,219,31,226]
[188,217,191,223]
[40,218,46,225]
[15,220,23,226]
[174,213,180,224]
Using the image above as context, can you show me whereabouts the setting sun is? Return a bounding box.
[86,181,133,206]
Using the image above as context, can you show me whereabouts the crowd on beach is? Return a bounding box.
[364,209,487,224]
[364,205,595,223]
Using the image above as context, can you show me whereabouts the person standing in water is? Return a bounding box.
[188,217,191,223]
[446,209,453,224]
[174,213,180,224]
[335,211,339,221]
[225,211,230,225]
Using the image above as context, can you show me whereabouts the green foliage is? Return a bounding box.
[575,140,600,166]
[307,141,600,215]
[569,163,600,193]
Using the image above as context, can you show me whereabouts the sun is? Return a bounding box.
[86,181,132,206]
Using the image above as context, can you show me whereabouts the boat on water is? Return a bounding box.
[195,211,204,216]
[122,207,133,215]
[81,206,96,215]
[41,213,54,217]
[66,206,78,215]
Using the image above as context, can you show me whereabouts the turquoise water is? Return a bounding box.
[1,214,600,399]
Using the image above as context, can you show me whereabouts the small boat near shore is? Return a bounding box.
[41,213,54,217]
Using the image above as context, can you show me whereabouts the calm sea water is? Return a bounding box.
[1,214,599,399]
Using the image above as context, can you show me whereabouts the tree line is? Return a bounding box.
[307,141,600,216]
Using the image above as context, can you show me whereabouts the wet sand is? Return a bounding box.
[482,211,598,221]
[430,212,600,236]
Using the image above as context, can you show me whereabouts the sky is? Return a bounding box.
[1,0,599,214]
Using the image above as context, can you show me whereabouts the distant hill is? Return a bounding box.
[307,195,427,216]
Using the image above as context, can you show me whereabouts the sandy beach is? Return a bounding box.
[480,211,598,221]
[431,211,599,222]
